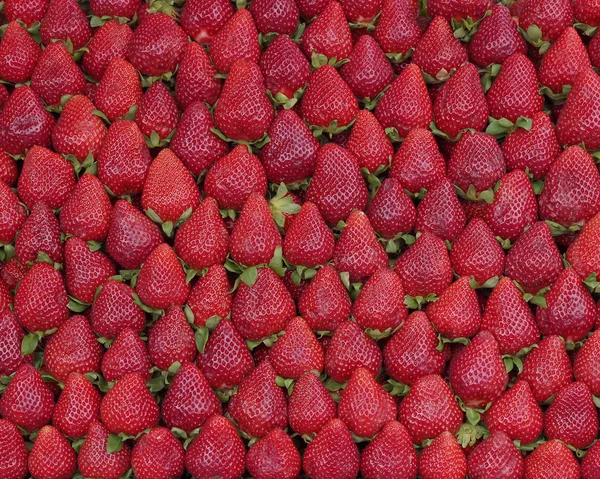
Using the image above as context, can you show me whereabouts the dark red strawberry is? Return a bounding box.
[0,311,32,376]
[134,82,178,141]
[90,0,139,18]
[52,372,101,438]
[367,177,416,239]
[101,327,151,382]
[0,21,41,84]
[524,439,580,479]
[82,20,132,82]
[180,0,233,44]
[94,58,142,122]
[428,0,493,21]
[0,150,17,186]
[40,0,91,49]
[176,42,222,109]
[210,9,260,73]
[15,202,61,266]
[187,265,232,328]
[583,441,600,479]
[467,431,524,479]
[28,425,77,479]
[566,211,600,280]
[574,329,600,396]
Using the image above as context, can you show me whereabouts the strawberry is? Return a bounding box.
[94,58,142,122]
[389,127,446,193]
[197,319,254,389]
[142,148,200,223]
[306,144,368,225]
[301,65,358,131]
[333,210,388,281]
[28,425,77,479]
[44,315,103,381]
[483,379,543,444]
[449,331,508,408]
[136,243,190,310]
[186,265,232,328]
[210,9,260,73]
[40,0,91,49]
[250,0,299,35]
[127,13,187,76]
[231,267,295,341]
[467,431,524,479]
[4,0,48,25]
[1,258,27,290]
[302,418,360,479]
[185,414,246,479]
[14,262,69,333]
[176,42,222,109]
[0,419,28,479]
[566,211,600,279]
[520,0,574,43]
[416,178,466,241]
[131,428,185,479]
[583,440,600,479]
[427,275,481,339]
[572,0,600,26]
[298,264,352,332]
[246,428,301,479]
[16,202,63,267]
[360,421,417,479]
[0,311,32,375]
[288,371,337,436]
[339,0,382,23]
[366,178,416,239]
[0,86,55,155]
[0,150,17,186]
[180,0,233,43]
[52,372,101,438]
[413,16,468,81]
[16,146,75,210]
[90,0,139,18]
[419,431,467,479]
[372,0,422,60]
[297,0,332,19]
[134,82,178,141]
[0,21,41,84]
[301,1,352,63]
[0,364,54,431]
[398,374,463,444]
[325,320,382,382]
[100,372,159,436]
[484,170,538,242]
[468,4,526,67]
[574,330,600,395]
[78,421,131,479]
[524,440,580,479]
[433,62,488,138]
[148,306,197,369]
[346,110,394,173]
[395,231,453,298]
[0,282,12,312]
[487,53,544,123]
[428,0,493,21]
[375,64,433,139]
[101,327,151,382]
[502,111,562,180]
[214,60,274,142]
[82,20,132,82]
[520,335,573,403]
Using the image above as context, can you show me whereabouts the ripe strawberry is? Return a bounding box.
[298,264,352,332]
[210,9,260,73]
[16,203,62,267]
[416,178,466,241]
[28,425,77,479]
[520,0,574,43]
[90,0,139,18]
[301,65,358,131]
[572,0,600,26]
[180,0,232,43]
[1,258,27,290]
[302,418,360,479]
[185,414,246,479]
[0,311,32,376]
[175,42,222,109]
[134,82,178,140]
[132,429,186,479]
[0,282,12,312]
[484,170,538,242]
[14,262,69,332]
[231,267,295,341]
[0,150,17,186]
[467,431,524,479]
[52,372,101,438]
[366,177,416,239]
[0,21,41,84]
[574,330,600,395]
[566,211,600,279]
[40,0,91,49]
[398,374,463,444]
[148,306,197,369]
[419,431,467,479]
[136,243,190,310]
[0,419,28,479]
[17,146,75,210]
[582,439,600,479]
[0,86,55,155]
[346,110,394,173]
[94,58,142,122]
[524,440,580,479]
[100,373,159,436]
[82,20,132,82]
[288,371,337,436]
[250,0,299,35]
[78,421,131,479]
[339,0,382,23]
[0,364,54,431]
[372,0,422,59]
[101,327,151,382]
[301,1,352,62]
[297,0,332,19]
[520,335,573,403]
[468,4,526,67]
[4,0,48,25]
[375,64,433,138]
[395,231,453,298]
[187,265,232,328]
[246,428,301,479]
[325,320,382,382]
[389,127,446,193]
[428,0,493,21]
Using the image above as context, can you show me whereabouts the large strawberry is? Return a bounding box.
[524,440,580,479]
[210,9,260,73]
[288,371,337,436]
[246,428,301,479]
[180,0,233,44]
[176,42,222,109]
[186,265,232,328]
[52,372,101,438]
[301,1,352,64]
[361,421,418,479]
[40,0,91,49]
[94,58,142,122]
[131,428,183,479]
[28,425,77,479]
[148,306,197,370]
[0,311,32,376]
[0,419,29,479]
[101,327,152,382]
[0,21,41,84]
[82,20,132,82]
[467,431,524,479]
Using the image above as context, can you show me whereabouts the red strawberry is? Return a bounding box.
[100,372,159,436]
[346,110,394,173]
[15,202,62,266]
[467,431,524,479]
[288,371,337,436]
[136,243,190,310]
[210,9,260,73]
[14,262,69,333]
[1,258,26,290]
[372,0,422,60]
[395,231,453,298]
[298,264,352,332]
[339,0,382,23]
[366,178,416,239]
[16,146,75,210]
[134,82,178,141]
[301,1,352,63]
[4,0,48,25]
[302,418,360,479]
[28,425,76,479]
[131,428,185,479]
[468,4,526,67]
[428,0,493,21]
[520,335,573,403]
[180,0,233,43]
[176,42,222,109]
[231,267,295,341]
[524,440,580,479]
[574,329,600,395]
[52,372,101,438]
[301,65,358,131]
[566,211,600,279]
[0,311,32,376]
[297,0,332,19]
[398,374,463,444]
[148,306,197,369]
[416,178,466,241]
[101,327,152,382]
[185,414,246,479]
[246,428,301,479]
[187,265,232,328]
[375,64,433,139]
[361,421,418,479]
[78,421,131,479]
[0,21,41,84]
[94,58,142,122]
[583,438,600,479]
[325,320,382,382]
[520,0,574,43]
[0,150,17,186]
[40,0,91,49]
[0,364,54,431]
[90,0,139,18]
[419,431,467,479]
[0,86,55,155]
[0,419,29,479]
[250,0,299,35]
[82,20,132,82]
[572,0,600,26]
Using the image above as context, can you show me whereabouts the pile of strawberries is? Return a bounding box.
[4,0,600,477]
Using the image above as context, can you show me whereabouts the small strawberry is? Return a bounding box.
[82,20,132,82]
[52,372,101,438]
[520,0,574,43]
[0,419,29,479]
[246,428,301,479]
[524,440,580,479]
[28,425,77,479]
[210,9,260,73]
[0,312,32,376]
[250,0,299,35]
[301,1,352,63]
[131,428,185,479]
[361,421,418,479]
[40,0,91,49]
[187,265,232,328]
[288,371,337,436]
[101,327,152,382]
[373,0,422,60]
[78,421,131,479]
[176,42,222,109]
[346,110,394,173]
[467,431,524,479]
[419,431,467,479]
[180,0,233,44]
[148,306,197,370]
[94,58,142,122]
[0,21,41,84]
